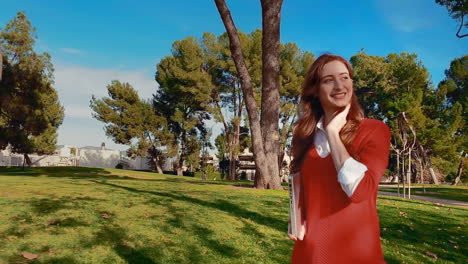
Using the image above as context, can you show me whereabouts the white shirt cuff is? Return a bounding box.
[338,157,368,197]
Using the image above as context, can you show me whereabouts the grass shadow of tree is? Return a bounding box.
[378,198,467,263]
[93,224,160,264]
[189,224,238,260]
[0,166,110,177]
[378,195,465,208]
[28,196,103,215]
[92,180,286,234]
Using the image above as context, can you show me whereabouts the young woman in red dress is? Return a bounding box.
[288,54,391,264]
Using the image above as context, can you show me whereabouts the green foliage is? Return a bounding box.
[352,51,467,181]
[155,36,215,172]
[90,80,171,170]
[215,134,228,160]
[194,165,223,180]
[206,30,313,165]
[0,12,64,156]
[278,44,314,155]
[435,0,468,38]
[432,55,467,179]
[435,0,468,28]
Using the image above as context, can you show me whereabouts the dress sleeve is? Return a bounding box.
[349,122,391,203]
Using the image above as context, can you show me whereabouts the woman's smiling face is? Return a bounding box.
[318,60,353,113]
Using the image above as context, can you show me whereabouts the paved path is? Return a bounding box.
[377,186,467,207]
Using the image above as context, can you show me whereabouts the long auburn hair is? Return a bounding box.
[290,54,364,173]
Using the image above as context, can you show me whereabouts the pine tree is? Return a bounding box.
[90,80,171,173]
[155,37,214,176]
[433,55,467,183]
[0,12,64,165]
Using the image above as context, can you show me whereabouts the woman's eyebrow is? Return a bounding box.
[321,72,349,78]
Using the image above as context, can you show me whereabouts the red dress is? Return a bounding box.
[291,119,391,264]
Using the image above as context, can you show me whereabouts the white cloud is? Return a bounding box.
[54,65,157,103]
[375,0,444,32]
[60,48,83,54]
[54,64,158,150]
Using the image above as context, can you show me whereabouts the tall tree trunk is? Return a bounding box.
[215,101,235,180]
[201,158,207,180]
[176,167,183,176]
[152,157,163,174]
[396,150,400,196]
[418,144,439,184]
[156,165,163,174]
[258,0,283,189]
[233,123,241,179]
[214,0,283,189]
[228,89,243,181]
[24,153,32,167]
[228,157,236,180]
[407,149,412,199]
[419,158,426,193]
[176,157,183,176]
[254,169,261,187]
[452,156,465,185]
[402,155,406,198]
[418,144,440,184]
[400,112,417,198]
[395,151,400,183]
[278,109,297,179]
[156,162,163,174]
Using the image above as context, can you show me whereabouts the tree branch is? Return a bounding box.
[456,13,468,38]
[214,0,266,161]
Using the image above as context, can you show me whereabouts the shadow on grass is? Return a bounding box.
[378,196,467,211]
[380,187,468,202]
[0,166,111,177]
[44,256,80,264]
[92,224,160,264]
[190,224,238,260]
[29,196,103,215]
[378,200,467,263]
[383,254,401,264]
[0,167,239,187]
[92,180,286,234]
[0,167,268,192]
[5,225,160,264]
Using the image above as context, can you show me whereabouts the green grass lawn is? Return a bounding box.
[379,184,468,202]
[0,167,466,264]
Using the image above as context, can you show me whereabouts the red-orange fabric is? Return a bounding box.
[291,119,391,264]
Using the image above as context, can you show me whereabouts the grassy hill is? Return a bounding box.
[0,167,466,263]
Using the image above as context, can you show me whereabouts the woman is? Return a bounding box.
[288,54,390,263]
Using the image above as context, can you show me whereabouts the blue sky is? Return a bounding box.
[0,0,466,152]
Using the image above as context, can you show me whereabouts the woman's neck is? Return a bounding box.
[322,109,335,128]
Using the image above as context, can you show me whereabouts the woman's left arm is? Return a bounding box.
[327,117,391,202]
[345,123,391,203]
[326,105,391,202]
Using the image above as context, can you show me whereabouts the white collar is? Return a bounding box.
[316,116,325,132]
